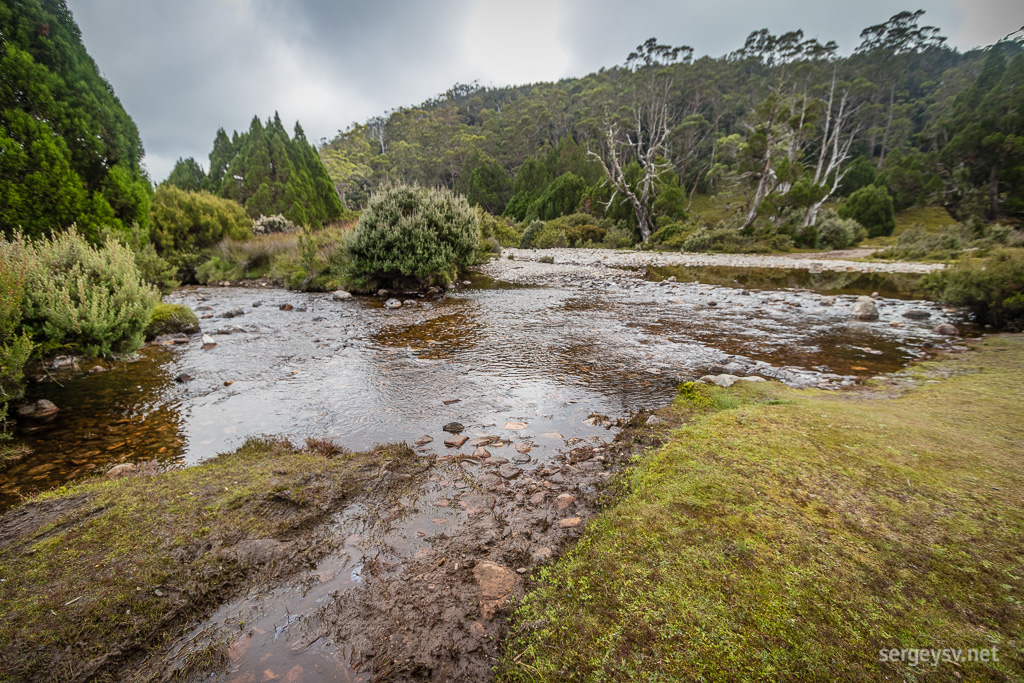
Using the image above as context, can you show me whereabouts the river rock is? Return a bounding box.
[498,464,521,479]
[220,308,245,318]
[414,435,434,446]
[443,422,464,433]
[469,437,497,447]
[473,561,518,620]
[903,309,932,320]
[698,374,739,388]
[850,296,879,320]
[512,453,531,464]
[252,301,262,307]
[554,493,576,512]
[279,303,294,311]
[477,472,503,488]
[202,334,216,348]
[541,432,563,439]
[384,298,402,310]
[558,517,583,529]
[16,399,59,422]
[933,323,959,336]
[175,373,194,383]
[444,435,469,448]
[473,447,491,459]
[88,365,106,373]
[514,443,531,454]
[332,290,353,301]
[105,462,136,478]
[531,546,553,562]
[504,421,527,430]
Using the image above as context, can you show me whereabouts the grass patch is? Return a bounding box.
[0,438,426,681]
[500,336,1024,682]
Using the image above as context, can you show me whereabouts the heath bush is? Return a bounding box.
[13,229,159,357]
[924,249,1024,330]
[346,185,480,290]
[0,242,32,431]
[839,185,896,237]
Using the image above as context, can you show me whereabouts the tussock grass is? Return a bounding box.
[501,336,1024,682]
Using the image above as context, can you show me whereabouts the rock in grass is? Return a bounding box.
[144,303,200,339]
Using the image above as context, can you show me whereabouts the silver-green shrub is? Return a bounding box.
[13,229,159,357]
[346,185,479,290]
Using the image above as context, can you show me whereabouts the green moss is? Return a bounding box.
[500,336,1024,682]
[144,303,200,339]
[0,439,425,680]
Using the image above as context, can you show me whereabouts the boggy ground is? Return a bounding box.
[499,335,1024,682]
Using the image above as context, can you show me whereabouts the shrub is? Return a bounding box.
[839,185,895,237]
[144,303,200,339]
[602,224,637,249]
[478,210,522,247]
[531,172,587,221]
[149,186,253,280]
[253,214,298,235]
[346,185,479,290]
[13,229,159,357]
[815,215,862,250]
[650,222,697,249]
[103,223,178,292]
[0,242,32,431]
[876,222,1024,261]
[520,220,546,249]
[924,249,1024,330]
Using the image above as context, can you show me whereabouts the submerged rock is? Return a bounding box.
[16,399,59,422]
[903,309,932,320]
[443,422,464,433]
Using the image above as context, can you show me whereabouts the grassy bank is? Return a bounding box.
[501,336,1024,681]
[0,439,426,681]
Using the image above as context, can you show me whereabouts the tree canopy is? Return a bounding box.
[0,0,152,241]
[167,114,344,228]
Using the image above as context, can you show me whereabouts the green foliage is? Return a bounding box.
[102,223,178,292]
[531,172,587,221]
[649,221,697,249]
[839,185,896,237]
[9,229,158,358]
[457,153,511,214]
[196,115,343,227]
[346,185,480,290]
[877,222,1024,261]
[924,250,1024,329]
[0,1,151,240]
[144,303,199,339]
[838,156,877,196]
[815,214,864,250]
[683,225,791,253]
[149,186,253,280]
[0,242,33,431]
[519,220,547,249]
[164,157,206,192]
[477,210,521,247]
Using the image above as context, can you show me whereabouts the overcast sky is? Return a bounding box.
[66,0,1021,182]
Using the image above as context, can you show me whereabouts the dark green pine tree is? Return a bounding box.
[0,0,151,240]
[164,157,207,192]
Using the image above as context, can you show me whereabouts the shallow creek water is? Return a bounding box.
[3,268,962,510]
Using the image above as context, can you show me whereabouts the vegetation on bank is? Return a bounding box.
[143,303,200,339]
[0,231,157,435]
[0,439,427,681]
[500,336,1024,681]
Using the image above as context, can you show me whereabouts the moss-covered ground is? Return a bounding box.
[500,336,1024,682]
[0,439,425,681]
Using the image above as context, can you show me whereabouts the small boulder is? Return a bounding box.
[16,399,59,422]
[443,422,464,433]
[473,561,518,620]
[933,323,959,336]
[903,309,932,320]
[105,462,136,478]
[279,303,294,311]
[384,298,402,310]
[554,493,575,512]
[414,435,434,446]
[175,373,194,383]
[473,447,491,459]
[514,443,531,454]
[504,421,527,430]
[220,308,245,319]
[498,464,521,479]
[850,296,879,321]
[444,435,469,448]
[698,374,739,388]
[332,290,353,301]
[558,517,583,529]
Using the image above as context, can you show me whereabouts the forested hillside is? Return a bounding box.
[319,11,1023,244]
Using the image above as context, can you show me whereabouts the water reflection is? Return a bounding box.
[2,271,965,509]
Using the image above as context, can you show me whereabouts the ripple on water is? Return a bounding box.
[2,275,967,508]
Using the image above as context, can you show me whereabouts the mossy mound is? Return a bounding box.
[144,303,200,339]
